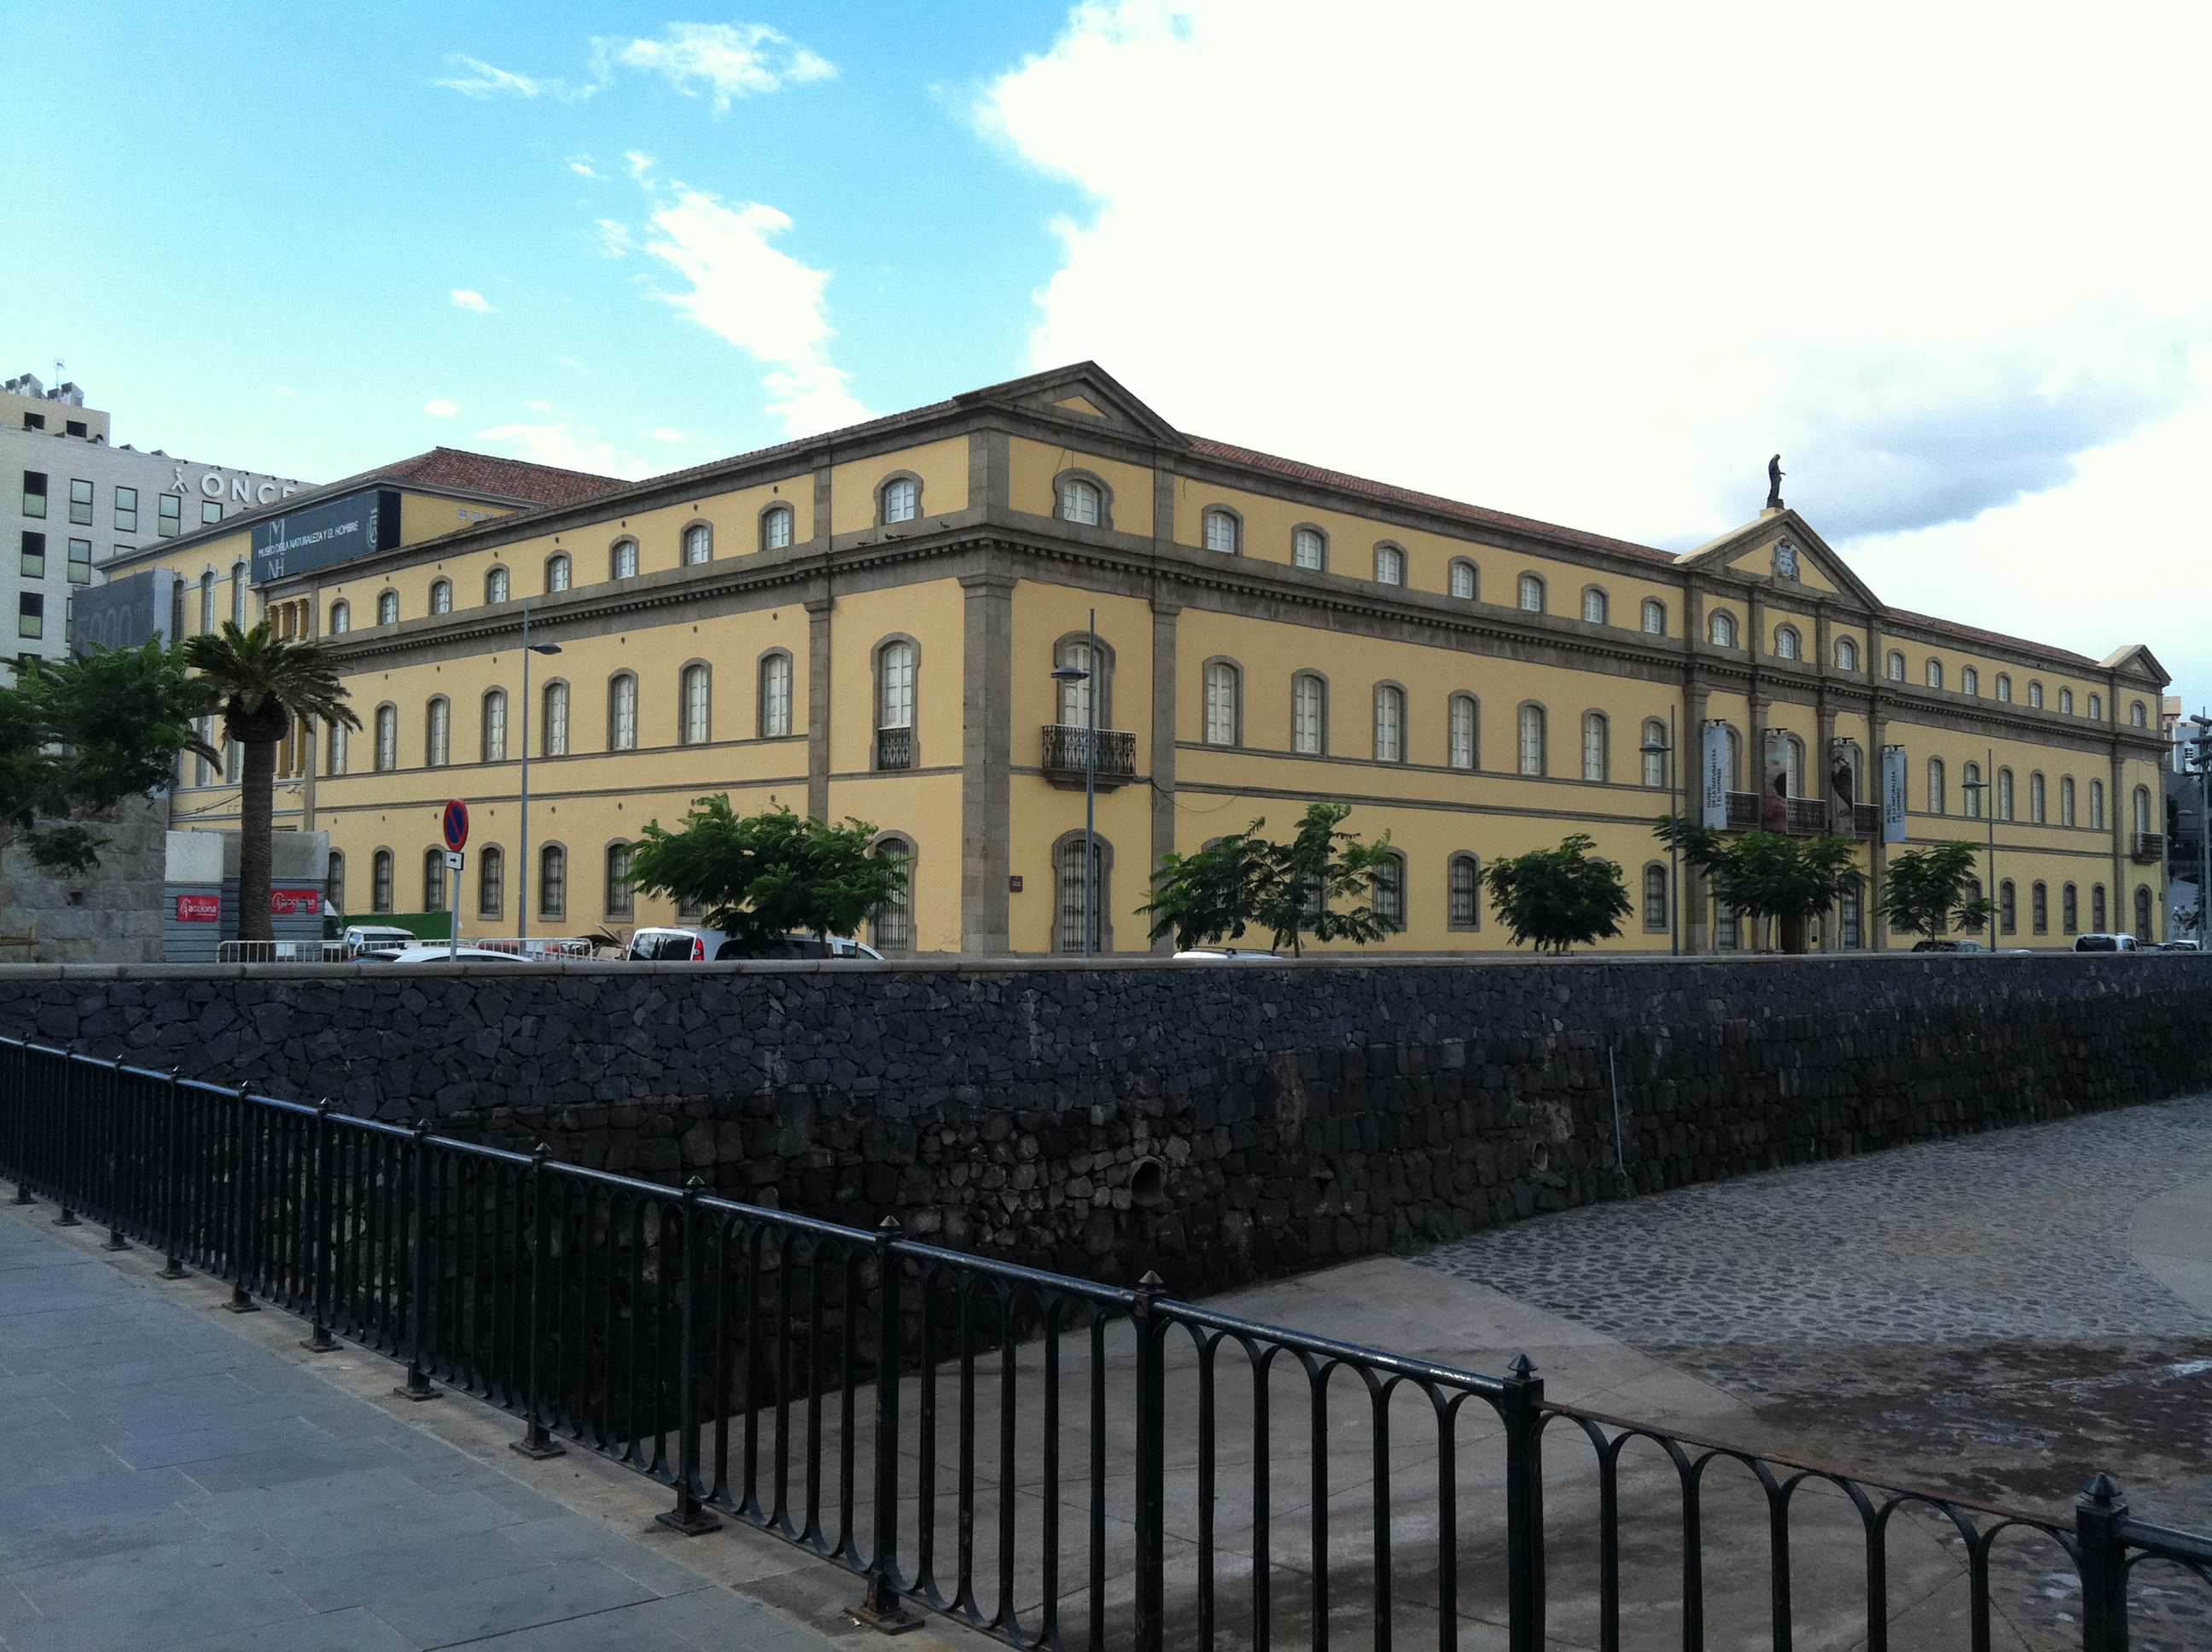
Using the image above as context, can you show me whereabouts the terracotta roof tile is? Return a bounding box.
[358,447,623,506]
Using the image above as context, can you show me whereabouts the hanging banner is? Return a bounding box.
[1882,746,1908,842]
[1761,730,1791,832]
[1699,721,1730,828]
[1829,742,1860,835]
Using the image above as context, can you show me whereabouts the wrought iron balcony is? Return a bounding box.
[1721,794,1878,835]
[875,727,913,771]
[1040,724,1136,790]
[2133,831,2166,864]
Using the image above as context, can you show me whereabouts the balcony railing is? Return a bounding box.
[1040,724,1137,790]
[1723,794,1882,836]
[2133,831,2166,864]
[875,726,913,771]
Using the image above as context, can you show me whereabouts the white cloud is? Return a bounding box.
[638,180,872,436]
[591,219,634,259]
[423,398,459,417]
[591,22,834,113]
[525,399,554,412]
[449,289,495,314]
[567,154,602,179]
[981,0,2212,684]
[434,54,582,101]
[471,420,655,480]
[646,428,688,443]
[622,150,657,183]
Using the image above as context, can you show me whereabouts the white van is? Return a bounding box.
[341,924,421,957]
[625,927,885,962]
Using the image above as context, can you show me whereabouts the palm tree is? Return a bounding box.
[183,621,360,943]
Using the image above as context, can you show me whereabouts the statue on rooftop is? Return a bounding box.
[1766,454,1785,511]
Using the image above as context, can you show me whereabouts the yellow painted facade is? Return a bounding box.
[150,366,2168,955]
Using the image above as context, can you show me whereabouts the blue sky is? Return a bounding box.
[7,3,2212,693]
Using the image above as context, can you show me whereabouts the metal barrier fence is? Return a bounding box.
[1,1035,2205,1651]
[215,937,600,964]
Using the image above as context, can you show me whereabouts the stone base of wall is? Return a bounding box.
[0,795,169,965]
[3,953,2208,1295]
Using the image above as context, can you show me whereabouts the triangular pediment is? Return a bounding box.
[1678,509,1881,609]
[955,362,1189,447]
[2101,643,2169,686]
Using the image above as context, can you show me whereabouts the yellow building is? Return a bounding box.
[148,365,2169,954]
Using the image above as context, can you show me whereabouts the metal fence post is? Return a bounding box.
[300,1102,339,1352]
[1133,1270,1167,1652]
[395,1121,442,1401]
[658,1177,721,1535]
[53,1055,80,1227]
[857,1214,920,1632]
[512,1143,567,1460]
[1503,1352,1548,1652]
[159,1067,189,1279]
[223,1086,259,1312]
[5,1040,31,1205]
[100,1057,130,1251]
[2076,1473,2131,1652]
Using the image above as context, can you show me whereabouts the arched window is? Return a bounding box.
[429,579,452,614]
[1886,650,1906,682]
[1202,660,1240,746]
[1962,760,1983,818]
[608,673,638,751]
[538,845,568,921]
[876,639,917,769]
[2131,700,2148,729]
[375,704,398,771]
[2090,778,2105,829]
[1926,758,1946,814]
[1641,718,1668,788]
[2061,776,2076,826]
[870,835,914,952]
[758,651,793,737]
[1055,834,1111,952]
[1961,666,1978,696]
[1202,509,1240,554]
[1581,712,1609,782]
[2087,693,2103,721]
[2133,785,2152,837]
[2029,771,2046,823]
[1778,733,1806,798]
[1056,636,1109,729]
[326,718,347,776]
[371,849,394,913]
[1836,637,1860,672]
[1644,864,1670,933]
[605,842,635,918]
[481,689,507,763]
[2000,880,2017,935]
[1581,586,1609,625]
[1708,610,1737,648]
[1373,684,1406,763]
[1925,659,1944,689]
[377,590,399,625]
[760,503,795,550]
[1448,854,1481,930]
[545,552,572,593]
[321,851,346,913]
[478,846,505,920]
[2136,885,2154,940]
[2031,881,2048,935]
[2063,882,2079,934]
[1450,560,1479,601]
[1291,672,1326,755]
[1375,544,1406,585]
[882,476,919,524]
[611,538,639,579]
[423,848,447,913]
[682,521,712,565]
[2093,884,2107,932]
[1447,694,1479,771]
[1517,573,1545,614]
[680,664,710,745]
[1293,526,1326,570]
[425,697,451,766]
[542,681,569,756]
[1773,625,1800,660]
[486,567,509,604]
[2060,687,2075,714]
[2028,681,2044,708]
[1997,767,2014,820]
[329,598,351,634]
[199,571,215,632]
[231,563,247,626]
[1057,477,1102,526]
[1726,725,1743,792]
[1517,703,1546,777]
[1995,674,2012,702]
[1371,852,1406,932]
[1640,597,1666,636]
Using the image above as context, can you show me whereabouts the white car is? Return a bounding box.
[625,926,885,962]
[341,924,420,956]
[360,945,539,965]
[1172,947,1284,963]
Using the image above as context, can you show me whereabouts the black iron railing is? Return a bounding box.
[1040,724,1137,789]
[876,726,914,771]
[2,1037,2206,1651]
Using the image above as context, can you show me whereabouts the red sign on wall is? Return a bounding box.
[269,887,322,916]
[175,895,220,923]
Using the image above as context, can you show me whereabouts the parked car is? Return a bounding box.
[2072,934,2142,952]
[2156,939,2200,951]
[1909,939,1988,953]
[1172,947,1284,963]
[341,924,420,956]
[358,945,537,965]
[624,926,885,962]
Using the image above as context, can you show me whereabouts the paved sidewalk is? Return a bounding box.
[0,1207,927,1652]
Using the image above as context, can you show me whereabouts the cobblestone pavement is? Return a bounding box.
[1418,1096,2212,1345]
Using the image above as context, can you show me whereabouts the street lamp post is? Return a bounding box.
[1639,707,1681,956]
[1048,608,1102,958]
[515,602,562,942]
[1961,747,1998,945]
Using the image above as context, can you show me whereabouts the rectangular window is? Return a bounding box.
[114,486,137,533]
[20,472,46,519]
[67,479,91,526]
[18,532,43,579]
[158,494,181,537]
[17,593,43,640]
[201,500,223,526]
[20,412,43,432]
[67,540,90,584]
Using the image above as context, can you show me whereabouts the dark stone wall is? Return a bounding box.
[3,952,2208,1294]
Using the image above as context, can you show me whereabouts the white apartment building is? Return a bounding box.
[1,373,309,663]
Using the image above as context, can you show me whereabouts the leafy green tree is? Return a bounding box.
[1482,834,1633,956]
[182,622,359,941]
[0,642,218,879]
[626,797,909,949]
[1877,841,1992,940]
[1139,800,1395,956]
[1656,817,1865,953]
